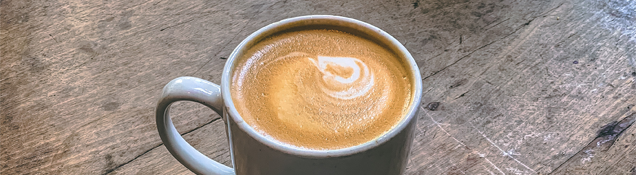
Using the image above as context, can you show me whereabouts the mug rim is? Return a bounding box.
[221,15,422,157]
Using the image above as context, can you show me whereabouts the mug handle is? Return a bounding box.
[156,76,235,175]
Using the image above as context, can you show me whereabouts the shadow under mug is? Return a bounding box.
[156,15,423,175]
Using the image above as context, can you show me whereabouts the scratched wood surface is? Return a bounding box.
[1,0,635,174]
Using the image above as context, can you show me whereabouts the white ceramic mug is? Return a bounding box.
[156,15,422,175]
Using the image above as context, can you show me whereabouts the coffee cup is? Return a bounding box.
[156,15,422,175]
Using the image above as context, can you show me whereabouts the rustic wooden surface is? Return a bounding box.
[2,0,635,174]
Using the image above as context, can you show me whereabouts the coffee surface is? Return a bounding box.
[231,29,412,150]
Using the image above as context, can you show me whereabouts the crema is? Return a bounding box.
[231,29,413,150]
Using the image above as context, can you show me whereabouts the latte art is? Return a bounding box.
[309,55,374,100]
[269,52,392,133]
[231,29,413,150]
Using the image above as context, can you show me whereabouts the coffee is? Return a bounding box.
[230,29,413,150]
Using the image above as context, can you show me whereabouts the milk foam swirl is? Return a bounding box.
[263,52,390,132]
[289,52,375,100]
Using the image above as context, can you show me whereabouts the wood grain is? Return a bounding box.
[1,0,635,174]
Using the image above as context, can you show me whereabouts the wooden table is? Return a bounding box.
[2,0,635,174]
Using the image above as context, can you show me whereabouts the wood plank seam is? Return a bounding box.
[423,2,562,82]
[102,143,163,175]
[425,1,565,83]
[548,113,636,174]
[103,117,222,174]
